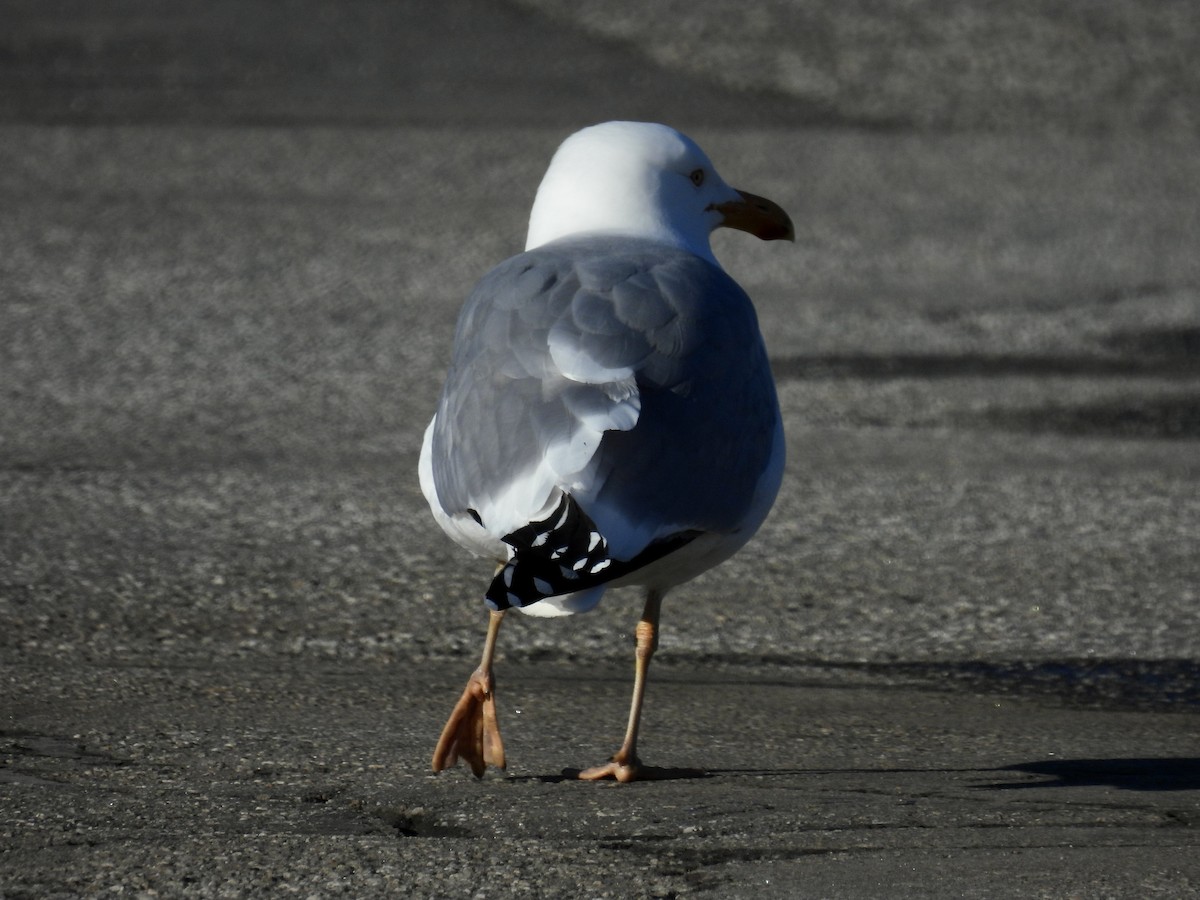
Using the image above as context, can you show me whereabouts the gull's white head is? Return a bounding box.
[525,121,793,264]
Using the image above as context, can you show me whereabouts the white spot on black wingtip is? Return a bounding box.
[590,559,612,574]
[553,503,571,530]
[503,567,514,587]
[587,532,601,551]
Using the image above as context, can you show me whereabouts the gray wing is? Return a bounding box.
[429,234,779,547]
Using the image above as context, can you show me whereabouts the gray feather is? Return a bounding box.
[430,234,778,538]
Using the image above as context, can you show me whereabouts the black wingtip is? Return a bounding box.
[480,494,705,611]
[484,494,609,608]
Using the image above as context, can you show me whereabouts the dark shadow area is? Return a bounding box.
[504,773,577,784]
[771,347,1200,439]
[989,758,1200,793]
[0,0,826,128]
[981,397,1200,440]
[699,765,979,779]
[771,351,1200,382]
[1105,325,1200,359]
[517,758,1200,791]
[558,765,713,782]
[662,656,1200,712]
[850,658,1200,711]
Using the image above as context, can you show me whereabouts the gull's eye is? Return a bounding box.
[689,168,705,187]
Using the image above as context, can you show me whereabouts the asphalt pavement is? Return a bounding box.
[2,2,1199,897]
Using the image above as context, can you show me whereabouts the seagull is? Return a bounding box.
[419,121,793,782]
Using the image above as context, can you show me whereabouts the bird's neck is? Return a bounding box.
[525,219,717,265]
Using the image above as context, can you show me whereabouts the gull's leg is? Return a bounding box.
[432,608,506,777]
[578,588,664,783]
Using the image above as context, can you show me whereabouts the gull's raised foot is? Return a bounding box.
[431,668,505,778]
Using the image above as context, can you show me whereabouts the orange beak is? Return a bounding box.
[711,189,795,242]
